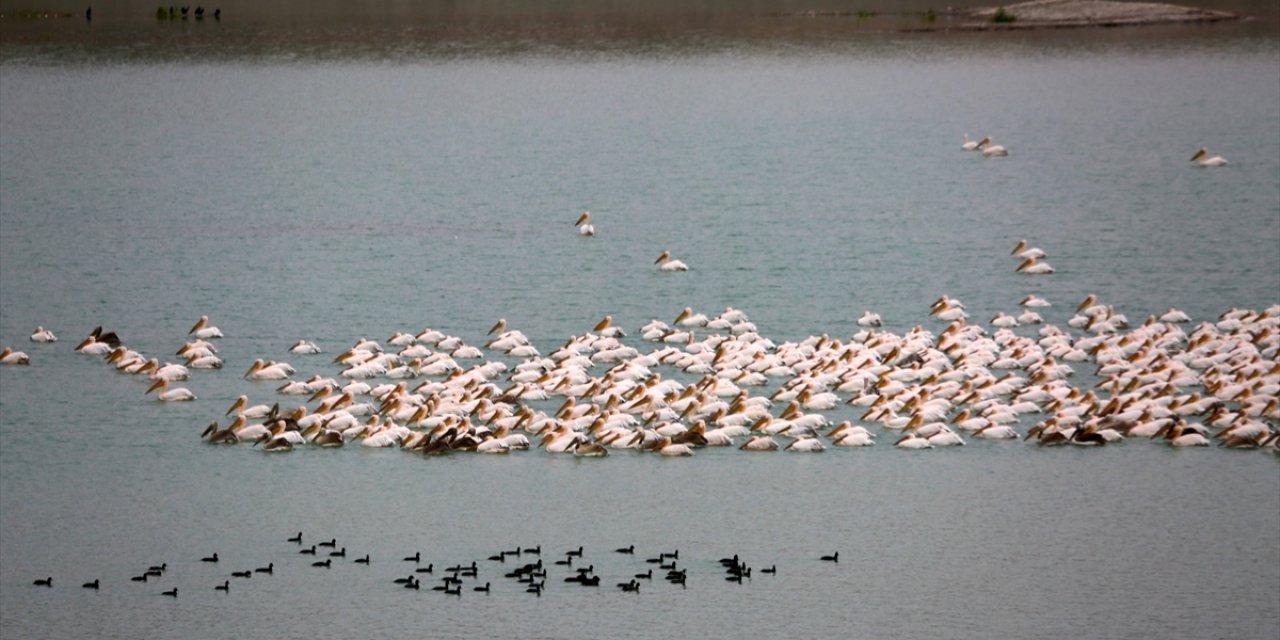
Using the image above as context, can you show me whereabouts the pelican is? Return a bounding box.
[1010,240,1046,260]
[982,139,1008,157]
[226,395,274,418]
[894,433,934,449]
[961,133,982,151]
[1,347,31,365]
[146,380,197,401]
[487,319,507,335]
[575,211,595,236]
[188,316,224,339]
[1159,309,1191,323]
[29,326,57,343]
[738,435,779,451]
[674,307,709,327]
[655,251,688,272]
[289,340,321,354]
[1016,257,1054,274]
[1190,148,1227,167]
[244,359,293,380]
[75,336,113,355]
[784,437,825,452]
[857,311,882,327]
[1020,294,1051,308]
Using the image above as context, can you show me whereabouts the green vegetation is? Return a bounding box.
[924,8,938,23]
[992,7,1017,23]
[856,10,879,19]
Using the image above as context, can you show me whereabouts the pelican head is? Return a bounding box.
[1191,148,1207,162]
[575,211,590,226]
[655,251,671,265]
[189,315,209,335]
[487,318,507,335]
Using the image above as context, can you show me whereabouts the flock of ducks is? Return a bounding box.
[6,244,1275,457]
[32,532,838,598]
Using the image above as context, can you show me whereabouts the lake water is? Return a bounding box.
[1,10,1278,640]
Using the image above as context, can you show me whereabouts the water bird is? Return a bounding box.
[761,565,776,574]
[131,574,148,582]
[566,545,584,557]
[215,581,229,592]
[82,579,99,589]
[289,340,322,354]
[1191,148,1228,167]
[148,563,167,573]
[29,326,57,343]
[617,579,640,592]
[201,553,219,563]
[635,569,652,579]
[443,584,462,596]
[312,559,331,568]
[288,532,302,543]
[474,582,490,593]
[961,133,983,151]
[231,570,251,578]
[318,538,337,548]
[162,588,178,597]
[329,547,346,557]
[145,380,196,401]
[981,138,1009,157]
[188,315,223,339]
[615,544,634,554]
[354,555,370,564]
[255,563,273,574]
[415,564,434,573]
[300,545,316,555]
[33,577,51,587]
[403,578,420,590]
[522,545,540,555]
[1,348,31,365]
[655,250,688,271]
[403,551,419,562]
[393,575,415,584]
[575,211,595,236]
[821,552,839,563]
[1015,257,1054,274]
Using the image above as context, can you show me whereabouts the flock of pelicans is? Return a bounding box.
[3,236,1277,456]
[31,532,838,597]
[961,133,1229,168]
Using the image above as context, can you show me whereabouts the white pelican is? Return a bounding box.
[982,139,1009,157]
[674,307,709,327]
[655,251,688,272]
[1016,257,1054,274]
[961,133,982,151]
[575,211,595,236]
[145,380,196,401]
[75,336,113,355]
[244,359,293,380]
[857,311,882,327]
[1010,240,1046,260]
[1190,148,1227,167]
[1020,294,1050,308]
[0,347,30,365]
[487,318,507,335]
[894,433,934,449]
[226,395,275,418]
[289,340,322,354]
[29,326,57,343]
[1159,309,1190,323]
[784,437,825,452]
[738,435,779,451]
[188,316,224,339]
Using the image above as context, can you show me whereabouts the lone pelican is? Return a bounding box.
[575,211,595,236]
[1191,148,1228,167]
[655,251,688,272]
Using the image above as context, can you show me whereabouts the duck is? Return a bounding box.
[215,581,229,592]
[33,577,52,587]
[575,211,595,236]
[201,553,219,562]
[821,552,839,563]
[654,250,689,272]
[29,326,57,343]
[312,559,332,568]
[1190,148,1228,167]
[255,562,274,574]
[287,532,303,543]
[82,579,99,589]
[162,588,178,597]
[188,315,223,339]
[0,347,30,365]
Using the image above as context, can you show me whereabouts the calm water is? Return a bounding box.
[1,15,1278,640]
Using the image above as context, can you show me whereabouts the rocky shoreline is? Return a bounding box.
[955,0,1241,30]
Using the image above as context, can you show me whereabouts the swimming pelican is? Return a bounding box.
[244,359,294,380]
[961,133,983,151]
[857,311,882,327]
[1020,294,1051,308]
[487,318,507,335]
[289,340,322,354]
[575,211,595,236]
[29,326,57,343]
[1010,240,1046,260]
[1190,148,1227,167]
[982,139,1009,157]
[188,316,224,339]
[655,251,688,272]
[1016,257,1054,274]
[1,347,30,365]
[146,380,197,401]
